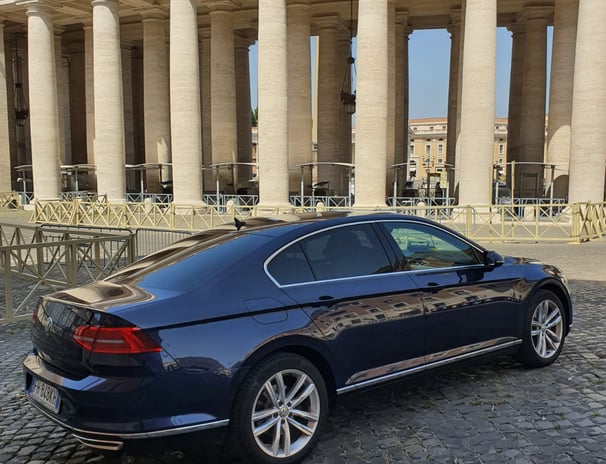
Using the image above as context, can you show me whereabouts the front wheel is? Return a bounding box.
[230,353,328,464]
[517,290,566,368]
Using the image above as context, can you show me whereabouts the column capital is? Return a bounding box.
[507,21,525,36]
[121,40,135,51]
[286,0,310,6]
[518,6,552,24]
[198,25,211,40]
[137,6,168,21]
[235,31,255,49]
[205,0,242,13]
[395,9,409,26]
[91,0,119,9]
[313,14,344,30]
[449,8,462,26]
[17,0,60,16]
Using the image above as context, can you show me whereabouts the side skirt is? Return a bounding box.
[336,338,522,394]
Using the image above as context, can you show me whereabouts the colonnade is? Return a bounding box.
[0,0,605,207]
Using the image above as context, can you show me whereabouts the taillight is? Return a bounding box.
[73,326,162,354]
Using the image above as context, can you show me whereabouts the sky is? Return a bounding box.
[249,26,553,120]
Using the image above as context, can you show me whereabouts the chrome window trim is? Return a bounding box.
[336,338,522,394]
[264,218,490,288]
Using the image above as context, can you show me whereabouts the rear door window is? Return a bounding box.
[266,243,314,285]
[299,224,392,281]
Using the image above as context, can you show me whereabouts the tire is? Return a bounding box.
[229,353,328,464]
[517,290,566,368]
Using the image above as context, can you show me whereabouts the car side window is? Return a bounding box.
[300,224,392,281]
[267,243,315,285]
[381,222,482,270]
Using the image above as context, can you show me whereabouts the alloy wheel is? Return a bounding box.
[251,368,321,459]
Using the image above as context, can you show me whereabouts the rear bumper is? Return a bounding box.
[22,352,230,451]
[26,397,229,451]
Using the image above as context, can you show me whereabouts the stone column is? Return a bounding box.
[287,0,312,193]
[506,22,525,191]
[209,1,238,192]
[569,0,606,203]
[546,0,578,200]
[235,34,253,188]
[337,27,352,194]
[169,0,202,204]
[83,21,96,189]
[92,0,125,201]
[121,43,135,166]
[395,11,410,169]
[0,21,11,191]
[315,15,340,190]
[386,0,395,190]
[199,27,212,190]
[54,28,67,165]
[257,0,290,207]
[142,8,171,192]
[354,0,388,208]
[456,0,496,205]
[61,56,72,165]
[518,6,550,198]
[26,1,62,200]
[446,9,461,191]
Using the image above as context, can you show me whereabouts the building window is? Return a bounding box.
[437,144,444,155]
[498,143,504,155]
[437,157,444,164]
[425,144,431,156]
[410,159,416,165]
[430,126,434,131]
[498,158,503,165]
[410,144,415,155]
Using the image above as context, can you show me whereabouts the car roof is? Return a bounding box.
[222,211,439,238]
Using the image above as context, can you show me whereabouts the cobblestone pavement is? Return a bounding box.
[1,238,605,464]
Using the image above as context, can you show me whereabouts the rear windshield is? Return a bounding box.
[108,232,272,291]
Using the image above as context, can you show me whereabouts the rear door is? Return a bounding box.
[267,222,427,388]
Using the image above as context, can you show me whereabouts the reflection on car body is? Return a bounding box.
[23,212,572,464]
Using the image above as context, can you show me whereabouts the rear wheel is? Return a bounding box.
[517,290,566,368]
[230,353,328,464]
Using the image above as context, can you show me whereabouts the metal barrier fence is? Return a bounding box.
[134,228,194,258]
[28,199,606,243]
[0,192,21,209]
[0,223,136,324]
[290,195,352,208]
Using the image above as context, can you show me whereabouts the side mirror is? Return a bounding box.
[485,250,504,267]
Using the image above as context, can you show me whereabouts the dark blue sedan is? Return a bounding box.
[23,212,572,463]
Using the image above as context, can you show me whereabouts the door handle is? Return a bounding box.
[425,282,439,287]
[318,295,334,301]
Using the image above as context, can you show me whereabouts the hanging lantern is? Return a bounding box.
[13,37,29,127]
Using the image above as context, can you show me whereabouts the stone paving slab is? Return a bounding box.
[1,236,605,463]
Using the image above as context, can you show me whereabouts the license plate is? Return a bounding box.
[31,378,61,413]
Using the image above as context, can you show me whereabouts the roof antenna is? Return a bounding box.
[234,218,246,231]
